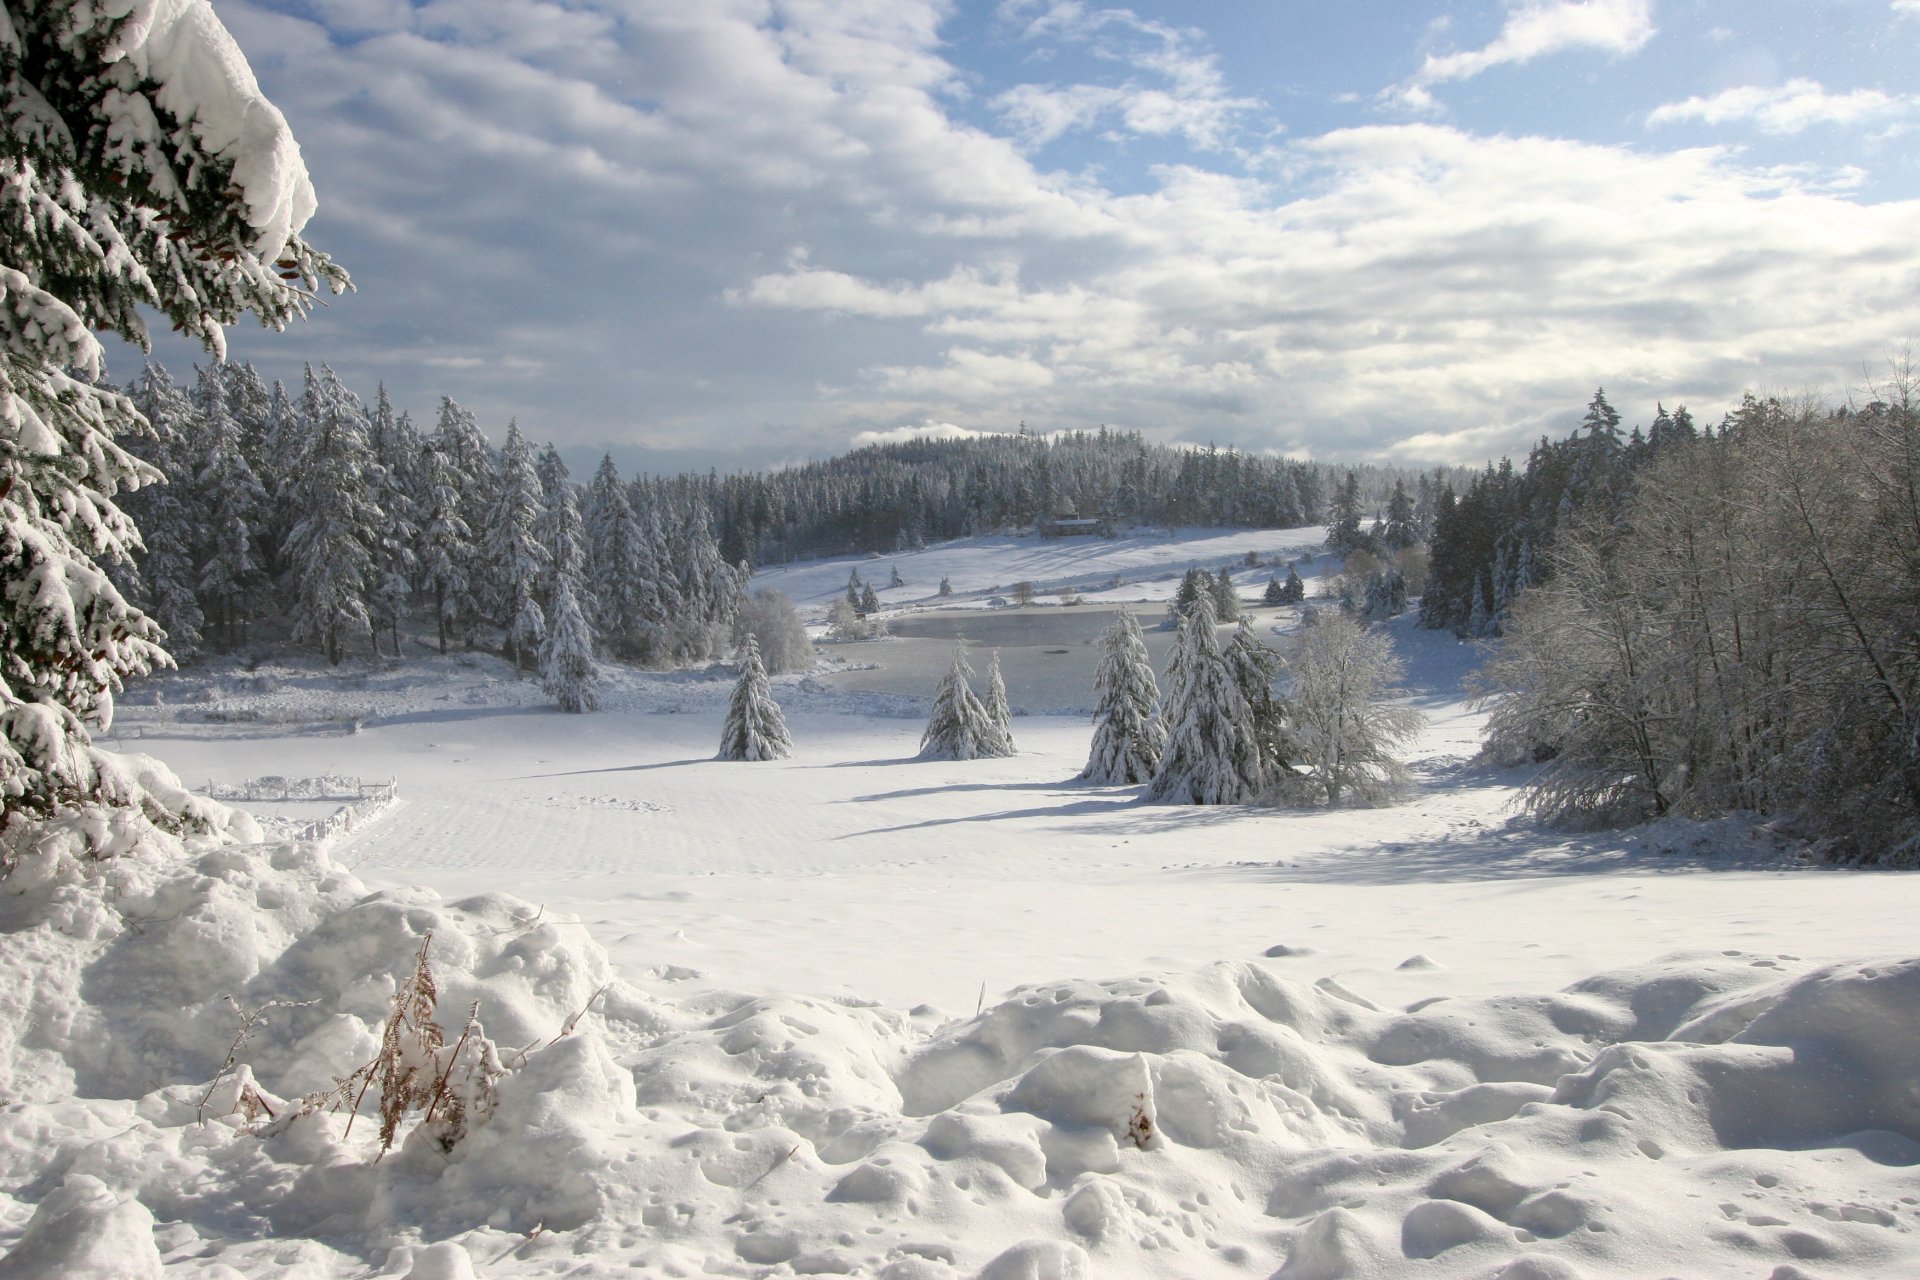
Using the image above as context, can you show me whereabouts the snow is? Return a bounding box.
[5,531,1920,1277]
[110,0,319,258]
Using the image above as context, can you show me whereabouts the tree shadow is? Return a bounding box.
[844,778,1092,803]
[840,795,1148,838]
[495,758,713,781]
[1167,814,1816,886]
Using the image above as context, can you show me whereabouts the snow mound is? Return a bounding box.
[4,790,1920,1277]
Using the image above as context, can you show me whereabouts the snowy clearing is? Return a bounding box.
[6,531,1919,1279]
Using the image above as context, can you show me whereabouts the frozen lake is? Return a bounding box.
[816,601,1304,710]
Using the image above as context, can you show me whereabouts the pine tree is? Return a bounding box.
[416,444,474,653]
[983,650,1016,754]
[1383,480,1417,551]
[938,576,953,597]
[121,364,205,658]
[1283,564,1306,603]
[540,577,600,714]
[1326,472,1364,552]
[919,649,1009,760]
[1210,569,1242,622]
[2,0,349,819]
[717,636,791,760]
[192,365,267,651]
[284,366,380,665]
[1226,617,1292,780]
[1263,574,1285,606]
[486,424,548,672]
[1147,593,1268,804]
[1084,608,1165,784]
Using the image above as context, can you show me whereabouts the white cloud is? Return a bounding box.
[159,0,1920,474]
[850,420,996,447]
[990,1,1257,150]
[1897,0,1920,17]
[1411,0,1654,87]
[1648,79,1918,135]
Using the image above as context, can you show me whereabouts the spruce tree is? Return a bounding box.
[1147,593,1268,804]
[1283,564,1306,603]
[983,650,1016,754]
[416,444,474,653]
[540,575,600,714]
[717,636,791,760]
[3,0,345,820]
[486,424,548,672]
[919,649,1008,760]
[1326,472,1364,552]
[1210,569,1242,622]
[284,366,380,665]
[192,365,268,651]
[1264,574,1285,606]
[1084,608,1165,784]
[1383,480,1417,551]
[121,364,205,658]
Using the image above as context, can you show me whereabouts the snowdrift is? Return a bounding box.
[3,764,1917,1277]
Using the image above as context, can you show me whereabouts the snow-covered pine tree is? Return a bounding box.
[1326,472,1365,552]
[1084,608,1165,784]
[1283,564,1306,603]
[222,362,274,473]
[938,576,953,597]
[361,390,418,658]
[538,487,599,714]
[1210,569,1242,622]
[1147,592,1268,804]
[858,582,880,617]
[284,366,380,665]
[1263,574,1285,606]
[716,635,791,760]
[1383,480,1417,551]
[486,424,548,673]
[416,443,474,653]
[919,649,1008,760]
[535,442,570,507]
[2,0,349,818]
[192,365,267,651]
[630,501,678,664]
[983,650,1016,754]
[1226,616,1293,781]
[121,363,205,658]
[255,380,301,576]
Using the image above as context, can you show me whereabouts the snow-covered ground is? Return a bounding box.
[6,530,1919,1279]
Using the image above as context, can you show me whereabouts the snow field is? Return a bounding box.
[6,530,1920,1277]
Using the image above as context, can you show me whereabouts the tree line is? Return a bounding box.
[1437,379,1920,864]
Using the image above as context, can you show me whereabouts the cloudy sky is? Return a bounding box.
[140,0,1920,473]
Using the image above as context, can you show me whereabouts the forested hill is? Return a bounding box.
[649,427,1469,566]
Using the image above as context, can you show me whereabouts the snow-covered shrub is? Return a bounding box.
[737,589,813,673]
[1282,610,1423,806]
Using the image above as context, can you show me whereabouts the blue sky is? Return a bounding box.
[137,0,1920,473]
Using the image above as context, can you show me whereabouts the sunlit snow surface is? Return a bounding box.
[6,530,1919,1278]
